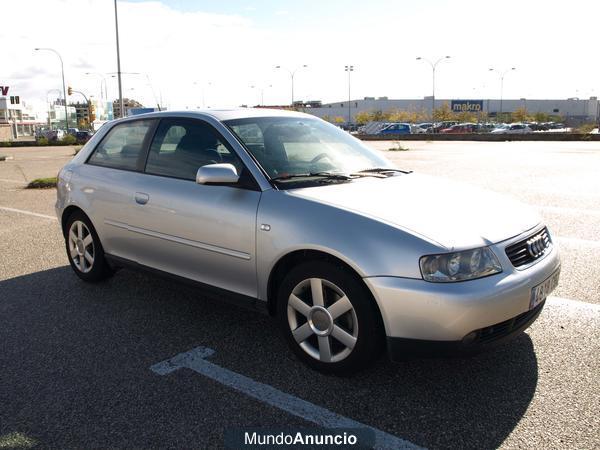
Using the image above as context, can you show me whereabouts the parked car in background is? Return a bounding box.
[56,108,560,374]
[491,123,532,134]
[411,124,428,134]
[440,123,478,134]
[415,123,433,133]
[39,129,65,141]
[376,122,412,135]
[74,130,93,142]
[478,123,496,133]
[432,121,458,133]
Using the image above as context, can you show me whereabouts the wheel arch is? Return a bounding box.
[61,205,87,235]
[266,249,383,324]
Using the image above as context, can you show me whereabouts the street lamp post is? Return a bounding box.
[250,84,272,106]
[85,72,108,100]
[344,65,354,127]
[193,81,213,108]
[34,47,69,130]
[275,64,308,106]
[489,67,516,122]
[114,0,124,118]
[416,56,451,124]
[109,72,161,111]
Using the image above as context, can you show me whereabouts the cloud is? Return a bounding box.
[2,0,600,118]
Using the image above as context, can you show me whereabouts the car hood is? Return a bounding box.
[287,173,540,250]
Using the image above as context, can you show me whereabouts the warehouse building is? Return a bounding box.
[301,97,600,125]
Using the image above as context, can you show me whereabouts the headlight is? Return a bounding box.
[419,247,502,282]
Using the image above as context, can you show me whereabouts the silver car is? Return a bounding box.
[56,109,560,374]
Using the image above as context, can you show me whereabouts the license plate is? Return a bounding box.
[530,269,560,310]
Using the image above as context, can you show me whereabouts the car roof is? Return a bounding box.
[114,107,311,123]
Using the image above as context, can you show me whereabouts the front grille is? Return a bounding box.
[505,227,552,268]
[471,301,545,345]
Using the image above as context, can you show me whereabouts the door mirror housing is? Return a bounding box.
[196,163,240,185]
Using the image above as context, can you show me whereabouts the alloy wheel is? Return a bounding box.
[68,220,95,274]
[287,278,358,363]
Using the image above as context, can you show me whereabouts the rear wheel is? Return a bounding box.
[277,261,384,375]
[64,211,113,282]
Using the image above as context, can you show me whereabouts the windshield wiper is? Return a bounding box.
[356,168,412,175]
[270,172,353,183]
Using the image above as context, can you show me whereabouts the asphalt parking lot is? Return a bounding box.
[0,141,598,449]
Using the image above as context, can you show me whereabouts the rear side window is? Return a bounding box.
[88,120,154,171]
[145,119,243,181]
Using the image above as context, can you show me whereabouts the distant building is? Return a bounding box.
[300,97,600,125]
[112,98,143,119]
[71,102,91,128]
[48,101,78,130]
[0,91,44,140]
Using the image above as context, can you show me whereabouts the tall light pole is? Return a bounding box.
[489,67,516,122]
[34,47,69,130]
[114,0,124,118]
[416,56,451,123]
[85,72,108,100]
[250,84,272,106]
[110,72,140,117]
[109,72,161,110]
[275,64,308,106]
[193,81,212,109]
[193,81,213,108]
[344,65,354,127]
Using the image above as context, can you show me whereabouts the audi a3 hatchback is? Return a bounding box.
[56,109,560,374]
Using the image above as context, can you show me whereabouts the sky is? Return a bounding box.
[3,0,599,116]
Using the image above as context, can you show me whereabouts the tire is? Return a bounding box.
[64,210,113,282]
[276,261,384,375]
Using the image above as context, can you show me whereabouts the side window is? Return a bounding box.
[145,119,243,181]
[88,120,153,170]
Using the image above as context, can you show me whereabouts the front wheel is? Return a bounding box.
[277,261,384,375]
[64,211,113,282]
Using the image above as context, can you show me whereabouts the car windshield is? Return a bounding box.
[224,116,394,180]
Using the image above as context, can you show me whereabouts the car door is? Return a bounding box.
[125,117,262,298]
[79,118,158,262]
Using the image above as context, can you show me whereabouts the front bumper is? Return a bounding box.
[363,226,560,356]
[386,300,545,360]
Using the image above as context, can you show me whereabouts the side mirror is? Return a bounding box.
[196,163,240,185]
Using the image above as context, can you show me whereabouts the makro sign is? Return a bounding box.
[0,86,9,96]
[451,100,483,113]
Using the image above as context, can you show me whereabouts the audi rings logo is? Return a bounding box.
[527,234,547,258]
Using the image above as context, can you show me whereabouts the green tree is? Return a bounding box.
[455,111,478,123]
[371,110,388,122]
[511,107,532,123]
[354,111,374,125]
[432,102,455,121]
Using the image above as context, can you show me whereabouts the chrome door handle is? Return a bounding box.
[134,192,149,205]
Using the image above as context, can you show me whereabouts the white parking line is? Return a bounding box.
[547,296,600,313]
[556,236,600,248]
[0,206,57,221]
[151,347,422,450]
[539,206,600,217]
